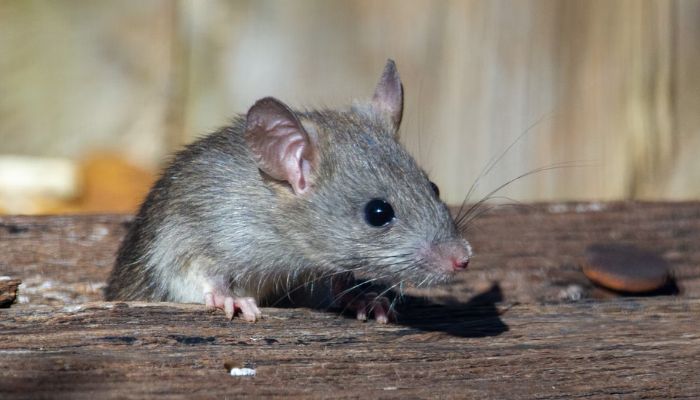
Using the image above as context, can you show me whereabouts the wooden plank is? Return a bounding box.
[446,201,700,304]
[1,202,699,306]
[0,202,699,398]
[0,299,698,399]
[0,214,130,306]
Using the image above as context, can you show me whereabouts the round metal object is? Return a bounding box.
[582,243,669,293]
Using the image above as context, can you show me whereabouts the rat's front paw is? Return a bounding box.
[330,275,397,323]
[343,292,396,324]
[204,292,262,322]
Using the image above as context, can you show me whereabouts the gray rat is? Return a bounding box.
[105,60,472,323]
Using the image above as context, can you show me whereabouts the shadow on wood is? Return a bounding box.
[330,282,509,338]
[394,283,509,338]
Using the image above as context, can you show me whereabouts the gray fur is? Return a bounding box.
[105,69,471,308]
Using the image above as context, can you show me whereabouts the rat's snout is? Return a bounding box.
[422,239,472,274]
[451,257,469,271]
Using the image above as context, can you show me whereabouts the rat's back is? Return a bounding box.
[104,119,276,302]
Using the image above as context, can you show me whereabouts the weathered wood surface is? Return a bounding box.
[1,202,698,306]
[1,300,699,399]
[1,202,699,398]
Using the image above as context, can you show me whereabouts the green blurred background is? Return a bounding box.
[1,0,699,214]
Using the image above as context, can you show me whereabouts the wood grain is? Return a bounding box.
[2,202,698,307]
[0,202,699,398]
[0,299,698,399]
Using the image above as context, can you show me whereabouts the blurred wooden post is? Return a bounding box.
[1,1,699,214]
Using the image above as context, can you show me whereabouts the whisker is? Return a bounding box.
[334,276,390,316]
[459,204,507,232]
[366,281,402,315]
[330,259,423,316]
[456,112,554,223]
[267,252,416,307]
[456,160,590,228]
[416,274,431,289]
[268,267,361,307]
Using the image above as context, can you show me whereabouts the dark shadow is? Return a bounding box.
[271,280,510,338]
[391,283,509,338]
[327,282,509,338]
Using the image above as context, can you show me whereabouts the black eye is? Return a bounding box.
[429,181,440,198]
[364,199,395,227]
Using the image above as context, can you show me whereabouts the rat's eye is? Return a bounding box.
[364,199,395,227]
[429,181,440,198]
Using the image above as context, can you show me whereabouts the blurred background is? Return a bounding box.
[0,0,699,215]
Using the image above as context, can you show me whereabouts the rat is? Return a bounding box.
[104,60,472,323]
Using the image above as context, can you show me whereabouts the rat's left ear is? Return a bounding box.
[244,97,318,195]
[371,59,404,130]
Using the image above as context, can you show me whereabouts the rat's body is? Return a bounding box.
[105,60,472,322]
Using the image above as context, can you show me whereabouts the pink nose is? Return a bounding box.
[452,258,469,271]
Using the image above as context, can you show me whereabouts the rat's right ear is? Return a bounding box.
[371,59,404,130]
[244,97,318,195]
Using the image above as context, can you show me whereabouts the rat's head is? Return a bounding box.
[244,60,471,287]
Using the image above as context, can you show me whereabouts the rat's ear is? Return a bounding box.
[244,97,317,195]
[371,59,404,130]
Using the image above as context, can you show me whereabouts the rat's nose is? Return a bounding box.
[452,258,469,271]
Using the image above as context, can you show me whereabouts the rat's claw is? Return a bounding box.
[354,299,368,321]
[371,296,391,324]
[237,297,261,322]
[224,297,236,320]
[368,294,395,324]
[351,292,395,324]
[203,292,262,322]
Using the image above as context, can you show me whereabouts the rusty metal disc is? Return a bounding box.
[582,243,669,293]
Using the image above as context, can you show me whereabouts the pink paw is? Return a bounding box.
[344,292,396,324]
[204,292,262,322]
[331,275,397,323]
